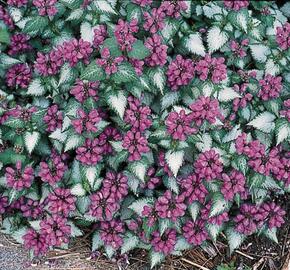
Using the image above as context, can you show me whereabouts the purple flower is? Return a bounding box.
[7,0,28,7]
[103,171,128,201]
[100,220,125,249]
[258,202,286,229]
[47,188,76,217]
[132,0,152,6]
[8,34,32,55]
[5,161,34,190]
[258,74,282,101]
[122,131,150,161]
[273,157,290,186]
[20,198,44,219]
[96,48,123,75]
[248,147,280,176]
[234,204,260,235]
[114,19,139,51]
[124,96,152,132]
[155,190,186,221]
[70,79,99,103]
[142,205,158,227]
[143,168,161,190]
[23,229,48,257]
[151,229,177,255]
[165,109,196,141]
[194,149,223,181]
[98,126,122,155]
[32,0,58,16]
[0,6,15,29]
[6,64,32,88]
[189,96,223,126]
[158,152,173,177]
[201,203,229,226]
[0,196,8,214]
[8,105,37,121]
[196,54,227,84]
[34,47,64,76]
[76,138,103,166]
[62,39,93,67]
[72,109,101,134]
[166,55,195,91]
[129,58,144,76]
[230,39,249,58]
[280,99,290,122]
[93,25,108,48]
[183,219,208,246]
[89,190,119,220]
[276,22,290,50]
[221,170,246,201]
[43,104,63,132]
[159,1,188,18]
[40,215,71,247]
[39,151,67,185]
[181,174,208,204]
[144,34,168,67]
[224,0,249,10]
[143,8,165,34]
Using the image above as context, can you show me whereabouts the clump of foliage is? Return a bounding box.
[0,0,290,267]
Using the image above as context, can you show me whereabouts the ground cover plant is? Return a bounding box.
[0,0,290,268]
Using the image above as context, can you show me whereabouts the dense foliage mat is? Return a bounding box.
[0,0,290,267]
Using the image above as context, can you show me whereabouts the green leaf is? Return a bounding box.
[210,193,229,217]
[207,26,228,53]
[225,227,245,254]
[207,223,222,242]
[92,231,104,251]
[174,236,192,251]
[129,161,147,182]
[159,218,173,235]
[23,16,48,35]
[247,112,276,133]
[3,118,24,129]
[27,78,46,96]
[129,198,154,216]
[163,176,179,194]
[111,63,137,83]
[68,222,83,237]
[165,150,184,177]
[107,91,127,118]
[0,28,10,44]
[11,227,27,244]
[102,37,122,57]
[121,234,139,254]
[24,131,40,154]
[232,156,247,175]
[128,40,150,60]
[58,63,77,85]
[71,183,86,196]
[64,133,84,152]
[0,54,21,68]
[275,118,290,145]
[150,251,165,268]
[188,202,200,221]
[182,33,205,56]
[94,0,117,15]
[262,227,278,244]
[161,91,180,111]
[81,62,105,81]
[148,68,166,95]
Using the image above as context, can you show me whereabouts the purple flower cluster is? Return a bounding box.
[183,219,208,246]
[7,0,28,7]
[8,34,32,55]
[195,54,227,84]
[43,104,63,132]
[258,74,282,101]
[70,79,99,103]
[230,39,249,58]
[5,161,34,190]
[276,22,290,50]
[221,170,246,201]
[96,48,123,75]
[151,229,177,255]
[165,110,196,141]
[32,0,58,16]
[100,220,125,249]
[76,138,103,165]
[224,0,249,10]
[166,55,195,91]
[6,64,32,88]
[72,109,101,134]
[145,34,168,67]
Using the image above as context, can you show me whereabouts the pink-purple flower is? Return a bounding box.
[32,0,58,16]
[166,55,195,91]
[194,149,223,181]
[276,22,290,50]
[145,34,168,67]
[5,161,34,190]
[100,220,124,249]
[258,74,282,101]
[159,0,188,18]
[43,104,63,132]
[143,8,165,34]
[76,138,103,166]
[151,229,177,255]
[72,109,101,134]
[23,229,48,257]
[6,64,32,88]
[124,96,152,132]
[224,0,249,10]
[70,79,99,103]
[122,131,150,161]
[8,33,32,55]
[165,110,196,141]
[183,219,208,245]
[96,48,123,75]
[93,25,108,48]
[221,170,246,201]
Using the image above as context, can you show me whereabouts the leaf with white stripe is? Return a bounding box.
[184,33,205,56]
[165,150,184,177]
[24,131,40,154]
[108,92,127,119]
[80,22,93,43]
[27,78,45,96]
[218,87,241,102]
[248,112,276,133]
[249,44,270,63]
[94,0,117,14]
[207,26,228,53]
[275,118,290,145]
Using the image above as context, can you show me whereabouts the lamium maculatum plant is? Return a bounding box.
[0,0,290,267]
